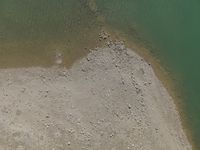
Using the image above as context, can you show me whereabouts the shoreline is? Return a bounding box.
[100,26,195,149]
[0,42,192,149]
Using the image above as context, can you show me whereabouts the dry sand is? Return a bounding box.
[0,42,192,150]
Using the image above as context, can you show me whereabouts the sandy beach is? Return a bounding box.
[0,41,192,150]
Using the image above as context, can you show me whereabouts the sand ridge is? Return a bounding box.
[0,42,191,150]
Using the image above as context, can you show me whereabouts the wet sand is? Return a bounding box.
[0,41,192,149]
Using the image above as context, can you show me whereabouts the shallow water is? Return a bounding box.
[1,0,200,149]
[0,0,101,67]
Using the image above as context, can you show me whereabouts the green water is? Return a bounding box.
[96,0,200,149]
[1,0,200,148]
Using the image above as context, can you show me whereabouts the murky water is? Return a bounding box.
[0,0,101,68]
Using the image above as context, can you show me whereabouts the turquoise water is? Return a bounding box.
[96,0,200,149]
[1,0,200,148]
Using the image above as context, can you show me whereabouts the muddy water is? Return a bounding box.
[0,0,101,68]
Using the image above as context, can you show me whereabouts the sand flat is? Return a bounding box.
[0,42,191,150]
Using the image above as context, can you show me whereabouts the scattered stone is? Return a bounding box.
[99,30,110,40]
[45,124,50,128]
[68,128,75,134]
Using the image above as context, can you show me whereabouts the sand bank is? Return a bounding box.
[0,42,191,149]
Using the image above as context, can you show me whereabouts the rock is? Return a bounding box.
[106,41,111,47]
[45,124,50,128]
[128,104,132,109]
[67,141,71,146]
[81,69,86,72]
[86,57,91,61]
